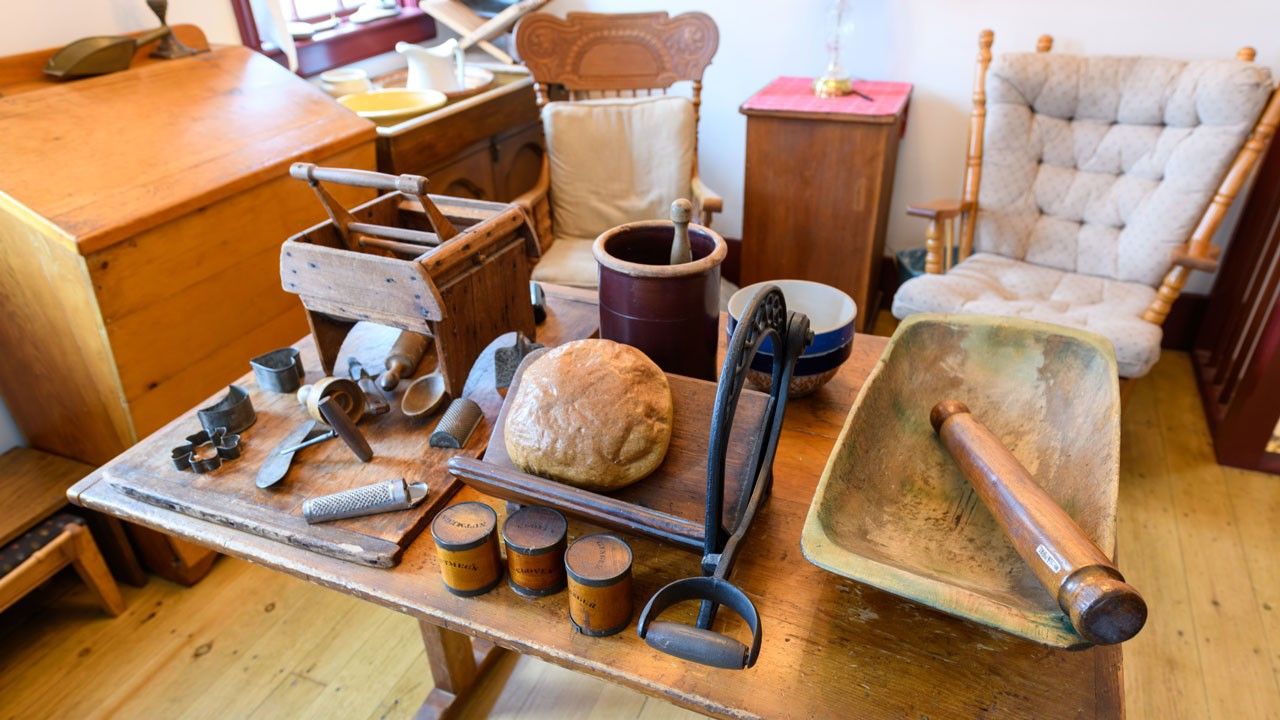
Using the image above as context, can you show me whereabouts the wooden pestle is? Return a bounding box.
[669,199,693,265]
[378,331,430,391]
[930,400,1146,645]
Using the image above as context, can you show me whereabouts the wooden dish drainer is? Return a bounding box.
[281,164,539,398]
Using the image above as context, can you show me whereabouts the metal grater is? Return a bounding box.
[302,478,429,524]
[429,398,483,449]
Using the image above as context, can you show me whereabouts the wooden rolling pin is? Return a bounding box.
[377,331,430,391]
[930,400,1146,645]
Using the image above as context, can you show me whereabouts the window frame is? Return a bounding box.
[231,0,437,78]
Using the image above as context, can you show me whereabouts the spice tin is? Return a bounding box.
[431,501,501,597]
[565,533,634,636]
[502,506,568,597]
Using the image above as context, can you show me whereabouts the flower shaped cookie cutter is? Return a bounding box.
[171,427,242,474]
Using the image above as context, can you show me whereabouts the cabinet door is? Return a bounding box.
[492,122,545,201]
[424,141,497,200]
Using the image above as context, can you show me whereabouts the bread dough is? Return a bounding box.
[504,339,673,491]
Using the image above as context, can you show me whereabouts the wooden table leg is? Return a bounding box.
[416,619,507,719]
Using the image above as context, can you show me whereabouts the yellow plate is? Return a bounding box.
[337,88,448,124]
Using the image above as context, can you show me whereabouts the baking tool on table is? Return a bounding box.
[801,314,1125,648]
[930,400,1146,645]
[429,398,482,449]
[281,397,374,463]
[297,377,367,424]
[347,360,390,416]
[594,199,727,381]
[401,372,447,418]
[43,0,202,79]
[493,333,543,392]
[302,478,429,524]
[196,385,256,435]
[449,285,810,669]
[282,164,538,400]
[256,420,325,489]
[503,506,567,597]
[171,428,241,474]
[378,331,430,391]
[250,348,306,393]
[566,534,634,637]
[431,501,502,596]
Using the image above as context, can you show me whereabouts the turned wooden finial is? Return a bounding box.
[669,198,693,265]
[1036,35,1053,53]
[978,29,994,52]
[1237,46,1257,62]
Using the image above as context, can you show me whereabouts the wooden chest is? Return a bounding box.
[0,46,376,582]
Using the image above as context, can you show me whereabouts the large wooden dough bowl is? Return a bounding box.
[801,313,1120,648]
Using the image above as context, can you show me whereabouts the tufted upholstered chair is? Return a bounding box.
[892,31,1279,378]
[511,11,722,290]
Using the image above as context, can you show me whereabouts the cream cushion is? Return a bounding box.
[892,253,1161,378]
[532,95,697,288]
[976,54,1271,286]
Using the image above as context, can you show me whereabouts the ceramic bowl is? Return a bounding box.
[337,88,448,124]
[319,68,371,98]
[728,280,858,397]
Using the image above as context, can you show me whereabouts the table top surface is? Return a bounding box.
[740,76,912,122]
[70,286,1120,720]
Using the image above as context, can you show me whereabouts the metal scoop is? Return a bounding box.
[44,0,201,79]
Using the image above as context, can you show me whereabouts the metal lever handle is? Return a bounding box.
[637,576,762,670]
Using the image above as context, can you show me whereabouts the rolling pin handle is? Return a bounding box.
[1060,566,1148,646]
[929,399,970,433]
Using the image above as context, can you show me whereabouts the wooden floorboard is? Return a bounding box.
[0,349,1277,719]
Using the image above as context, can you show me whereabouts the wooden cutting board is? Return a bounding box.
[105,291,599,567]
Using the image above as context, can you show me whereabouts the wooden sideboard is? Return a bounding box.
[0,45,376,583]
[372,66,545,201]
[739,78,911,332]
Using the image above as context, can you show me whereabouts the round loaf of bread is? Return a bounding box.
[504,339,673,491]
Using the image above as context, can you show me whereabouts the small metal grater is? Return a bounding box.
[302,478,429,524]
[429,398,483,449]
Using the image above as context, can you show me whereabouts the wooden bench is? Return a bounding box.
[0,449,125,615]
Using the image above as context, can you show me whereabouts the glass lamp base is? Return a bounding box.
[813,75,853,98]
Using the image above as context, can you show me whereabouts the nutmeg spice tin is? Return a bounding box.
[502,506,568,597]
[431,501,502,597]
[565,533,634,636]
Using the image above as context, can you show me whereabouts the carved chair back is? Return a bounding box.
[514,11,719,152]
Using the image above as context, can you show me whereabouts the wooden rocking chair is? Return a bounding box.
[511,11,723,289]
[893,31,1280,379]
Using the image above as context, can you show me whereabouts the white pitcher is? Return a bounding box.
[396,39,464,92]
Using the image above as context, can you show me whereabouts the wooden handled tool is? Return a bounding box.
[377,331,430,391]
[930,400,1146,645]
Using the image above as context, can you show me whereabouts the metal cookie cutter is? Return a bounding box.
[172,427,242,473]
[429,398,483,449]
[251,348,305,393]
[197,385,256,435]
[303,478,429,524]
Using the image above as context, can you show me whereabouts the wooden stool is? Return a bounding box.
[0,449,128,615]
[0,514,125,615]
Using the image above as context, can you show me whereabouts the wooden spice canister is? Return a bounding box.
[431,501,502,597]
[502,506,568,597]
[564,533,634,637]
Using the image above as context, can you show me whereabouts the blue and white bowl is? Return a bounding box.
[727,280,857,397]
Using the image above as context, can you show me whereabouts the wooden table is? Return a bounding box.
[69,286,1122,719]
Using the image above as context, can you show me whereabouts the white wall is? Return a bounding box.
[552,0,1280,276]
[0,1,241,56]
